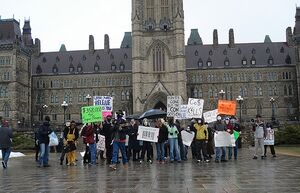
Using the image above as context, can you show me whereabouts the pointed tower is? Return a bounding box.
[132,0,187,113]
[22,19,33,46]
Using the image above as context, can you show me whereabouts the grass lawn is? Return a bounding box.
[276,146,300,157]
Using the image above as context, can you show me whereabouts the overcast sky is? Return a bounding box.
[1,0,299,52]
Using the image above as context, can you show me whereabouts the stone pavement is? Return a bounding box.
[1,148,300,193]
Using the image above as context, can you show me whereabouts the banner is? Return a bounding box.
[264,128,275,145]
[186,98,204,118]
[137,126,160,143]
[214,131,233,147]
[203,109,218,123]
[217,100,237,116]
[181,130,195,146]
[176,105,188,120]
[81,106,103,123]
[97,135,106,151]
[93,96,113,111]
[167,96,182,117]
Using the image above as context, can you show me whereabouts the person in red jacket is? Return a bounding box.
[81,123,97,165]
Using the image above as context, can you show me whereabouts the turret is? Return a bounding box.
[187,29,203,45]
[22,19,33,46]
[286,27,293,46]
[293,7,300,44]
[120,32,132,48]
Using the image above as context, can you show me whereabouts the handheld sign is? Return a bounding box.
[203,109,218,123]
[81,106,103,123]
[167,96,182,117]
[187,98,204,118]
[137,126,159,143]
[217,100,237,116]
[176,105,188,120]
[264,127,275,145]
[181,130,195,146]
[93,96,113,111]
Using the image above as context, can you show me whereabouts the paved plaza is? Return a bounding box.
[1,148,300,193]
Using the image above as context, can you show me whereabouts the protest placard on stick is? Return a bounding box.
[217,100,237,116]
[137,126,159,143]
[81,106,103,123]
[186,98,204,118]
[167,96,182,117]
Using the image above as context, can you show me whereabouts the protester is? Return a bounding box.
[156,118,168,164]
[109,112,129,170]
[206,122,214,159]
[60,122,70,165]
[175,120,185,161]
[230,118,241,160]
[101,115,114,165]
[165,117,181,163]
[189,119,197,159]
[37,116,52,167]
[225,118,234,160]
[194,118,210,163]
[0,120,13,169]
[128,119,139,161]
[34,127,40,162]
[264,122,276,158]
[140,118,153,164]
[81,123,97,165]
[252,114,267,160]
[213,116,227,163]
[64,121,79,166]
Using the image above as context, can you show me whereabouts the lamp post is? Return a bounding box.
[236,95,244,122]
[86,94,92,106]
[219,89,225,99]
[41,104,48,121]
[270,97,275,121]
[61,101,68,124]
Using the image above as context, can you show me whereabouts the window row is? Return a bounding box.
[0,71,10,81]
[0,56,11,65]
[0,86,8,98]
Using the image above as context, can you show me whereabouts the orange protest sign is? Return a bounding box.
[217,100,237,116]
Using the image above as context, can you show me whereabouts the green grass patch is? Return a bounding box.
[276,146,300,156]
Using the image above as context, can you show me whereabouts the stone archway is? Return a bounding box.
[144,92,167,111]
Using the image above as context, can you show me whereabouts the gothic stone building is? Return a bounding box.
[1,1,300,129]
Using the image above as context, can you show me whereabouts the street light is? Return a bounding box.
[236,95,244,122]
[219,89,225,99]
[41,104,48,121]
[86,94,92,106]
[61,101,68,124]
[270,97,275,121]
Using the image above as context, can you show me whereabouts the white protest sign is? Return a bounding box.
[97,135,106,151]
[137,126,160,143]
[264,128,275,145]
[214,131,232,147]
[187,98,204,118]
[167,96,182,117]
[176,105,188,120]
[181,130,195,146]
[93,96,113,111]
[203,109,218,123]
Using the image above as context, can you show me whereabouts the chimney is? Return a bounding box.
[34,38,41,57]
[286,27,293,46]
[213,29,218,48]
[89,35,95,53]
[104,34,110,53]
[229,28,235,48]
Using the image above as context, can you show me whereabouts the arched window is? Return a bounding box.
[3,103,10,117]
[64,91,72,103]
[152,44,165,72]
[161,0,169,18]
[121,91,126,101]
[256,102,263,115]
[126,90,130,100]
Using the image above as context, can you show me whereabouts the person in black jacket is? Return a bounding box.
[37,116,52,167]
[0,120,13,169]
[156,118,168,164]
[128,119,140,161]
[101,115,114,165]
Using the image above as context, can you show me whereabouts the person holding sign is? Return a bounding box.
[165,117,181,163]
[213,116,227,163]
[139,119,154,164]
[194,118,210,163]
[81,123,97,165]
[264,123,276,158]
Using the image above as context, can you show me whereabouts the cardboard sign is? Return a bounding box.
[81,106,103,123]
[137,126,160,143]
[217,100,237,116]
[181,130,195,146]
[176,105,188,120]
[97,135,106,151]
[167,96,182,117]
[93,96,113,111]
[264,128,275,145]
[214,131,238,147]
[203,109,218,123]
[186,98,204,118]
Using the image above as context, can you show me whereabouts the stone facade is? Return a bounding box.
[1,3,300,130]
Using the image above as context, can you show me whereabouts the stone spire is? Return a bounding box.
[294,7,300,43]
[22,19,33,46]
[104,34,110,53]
[187,29,203,45]
[89,35,95,53]
[228,28,235,48]
[33,38,41,57]
[213,29,218,48]
[286,27,293,46]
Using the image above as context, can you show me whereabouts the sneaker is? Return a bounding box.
[261,156,265,159]
[67,163,71,166]
[253,156,258,159]
[109,164,117,170]
[215,160,220,163]
[148,160,152,164]
[205,159,210,163]
[273,155,277,158]
[197,160,201,163]
[177,160,181,163]
[73,162,77,166]
[2,161,6,169]
[139,160,143,164]
[43,164,50,167]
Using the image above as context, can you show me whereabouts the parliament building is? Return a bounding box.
[1,0,300,129]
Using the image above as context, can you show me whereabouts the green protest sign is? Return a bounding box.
[233,130,240,140]
[81,106,103,123]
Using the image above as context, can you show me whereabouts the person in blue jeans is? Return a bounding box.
[0,120,13,169]
[109,111,128,170]
[213,116,227,163]
[38,116,52,167]
[156,118,168,164]
[165,117,181,163]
